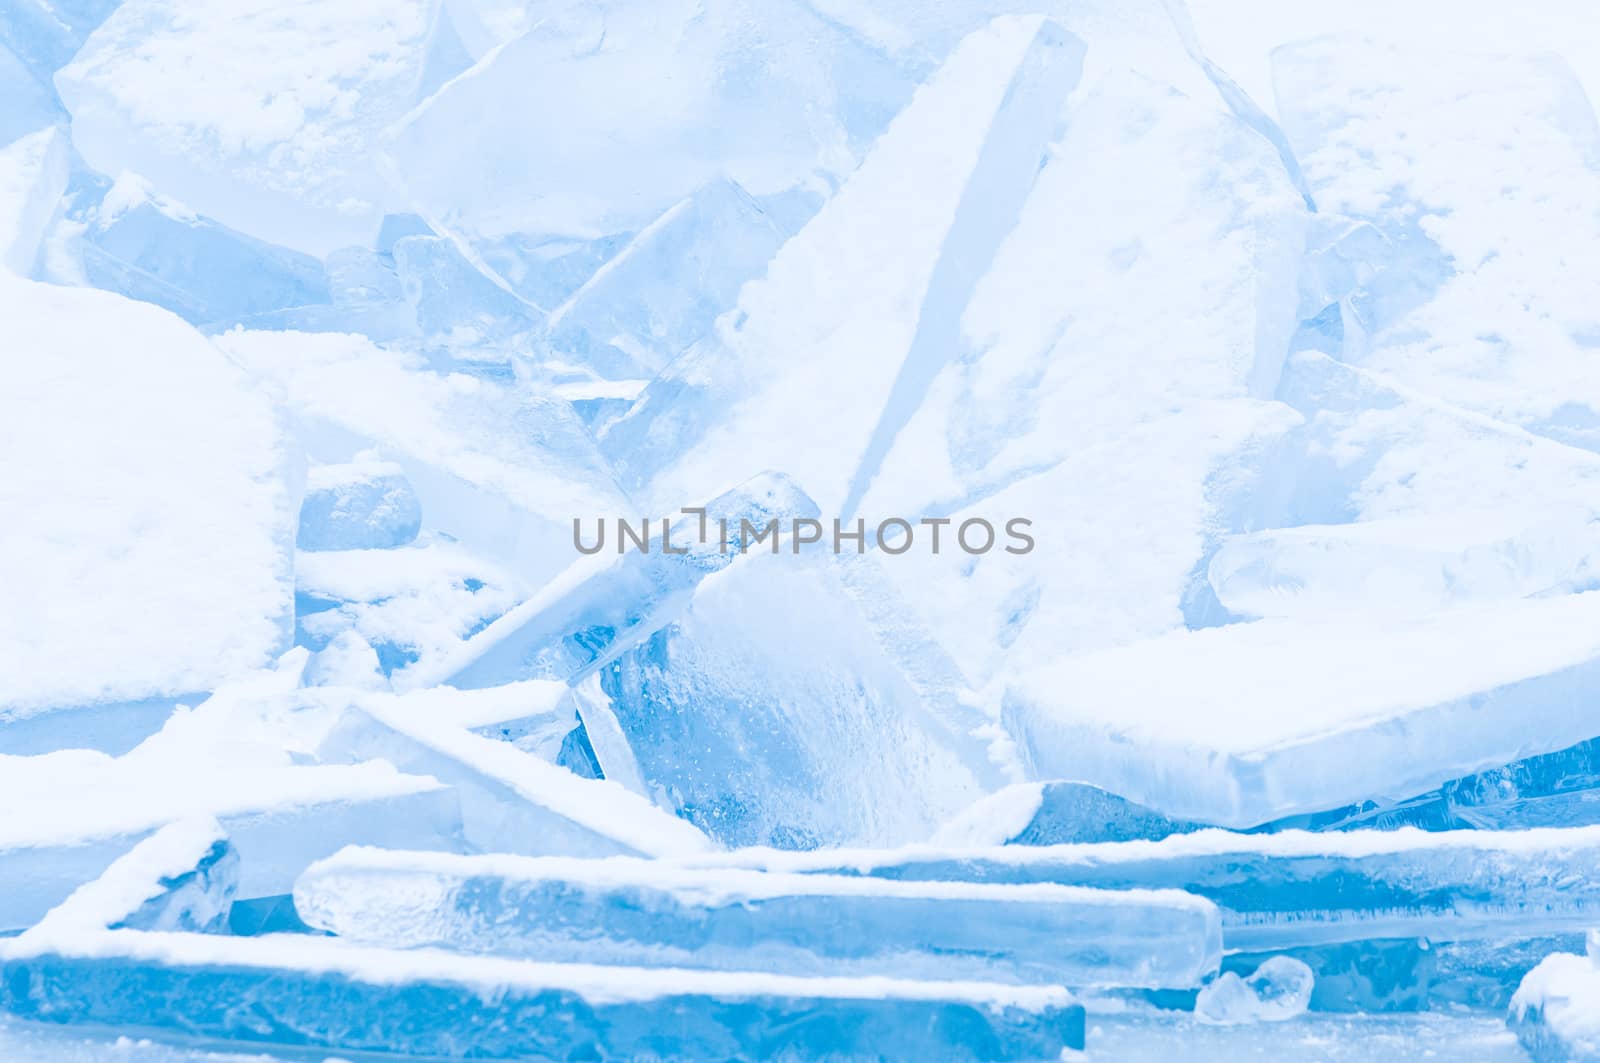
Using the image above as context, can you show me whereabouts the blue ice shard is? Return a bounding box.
[436,471,818,690]
[296,460,422,552]
[542,178,793,380]
[704,825,1600,952]
[392,233,540,358]
[315,691,714,859]
[294,846,1221,988]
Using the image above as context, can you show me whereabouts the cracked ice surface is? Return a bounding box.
[3,0,1600,1057]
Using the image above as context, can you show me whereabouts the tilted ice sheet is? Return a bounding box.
[1272,36,1600,444]
[295,846,1221,988]
[0,930,1085,1061]
[0,125,67,274]
[55,0,448,254]
[1007,590,1600,827]
[0,279,292,722]
[692,824,1600,951]
[219,329,624,580]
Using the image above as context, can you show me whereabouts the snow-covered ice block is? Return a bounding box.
[0,280,292,729]
[707,825,1600,951]
[316,693,713,859]
[1195,956,1314,1025]
[0,125,67,273]
[297,460,422,552]
[1510,952,1600,1062]
[55,0,447,254]
[0,742,463,931]
[543,178,793,380]
[295,846,1220,988]
[74,173,330,327]
[295,539,523,679]
[435,471,819,690]
[0,931,1085,1060]
[1209,507,1600,620]
[27,819,237,940]
[934,783,1204,847]
[383,0,911,265]
[1272,37,1600,442]
[219,329,624,580]
[1006,591,1600,827]
[0,0,119,85]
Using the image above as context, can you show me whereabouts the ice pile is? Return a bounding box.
[3,0,1599,1057]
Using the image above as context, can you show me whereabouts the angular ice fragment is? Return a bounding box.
[543,178,793,379]
[1195,957,1314,1025]
[392,233,540,352]
[56,0,441,253]
[384,0,911,253]
[434,471,818,690]
[0,125,67,274]
[0,931,1085,1061]
[27,819,237,941]
[1005,591,1600,827]
[295,846,1220,988]
[707,825,1600,952]
[297,460,422,552]
[77,172,331,326]
[935,783,1203,847]
[316,693,713,858]
[0,281,292,726]
[218,329,625,581]
[0,0,120,85]
[1510,952,1600,1063]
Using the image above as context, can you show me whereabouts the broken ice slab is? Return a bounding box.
[27,820,236,940]
[0,748,462,932]
[316,692,713,859]
[295,847,1221,988]
[1090,1010,1524,1062]
[55,0,452,254]
[296,460,421,552]
[702,825,1600,952]
[76,172,331,327]
[0,931,1085,1061]
[1273,37,1600,439]
[429,471,819,690]
[382,0,910,265]
[1005,590,1600,828]
[1208,507,1600,621]
[1510,952,1600,1063]
[0,47,58,151]
[934,783,1204,847]
[218,328,625,582]
[543,178,793,379]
